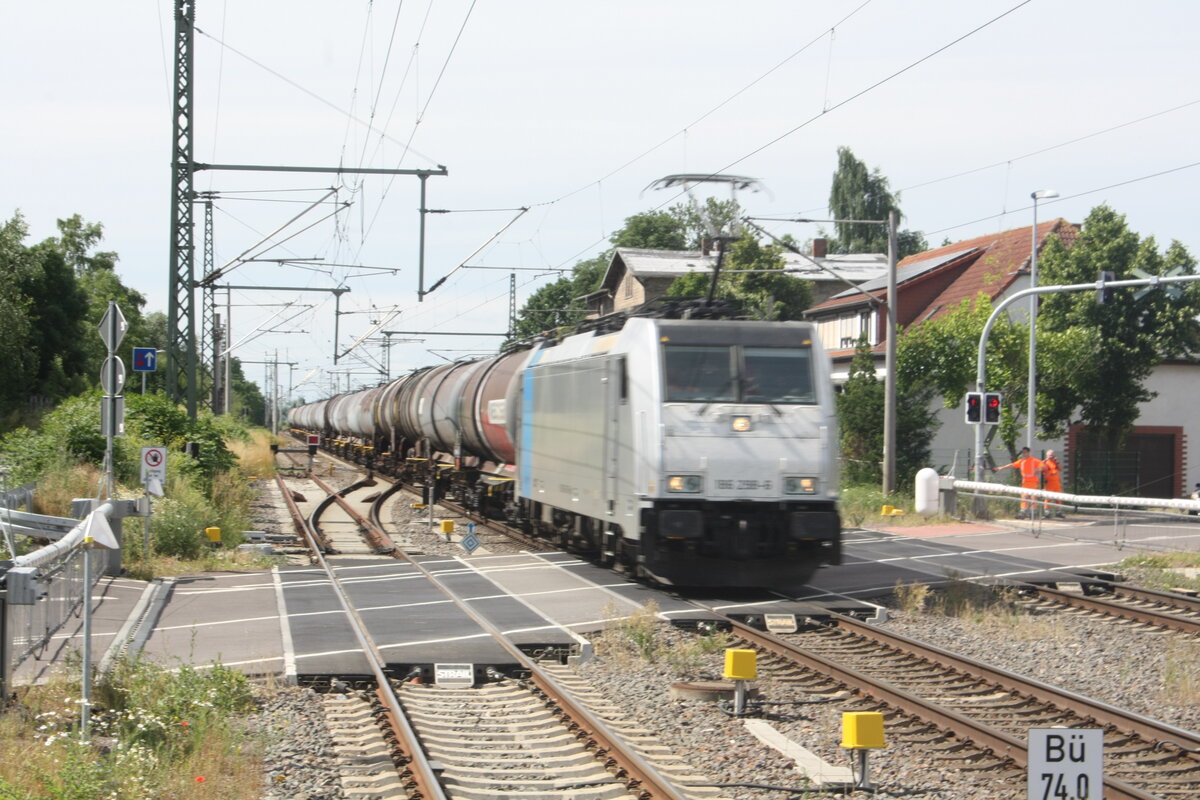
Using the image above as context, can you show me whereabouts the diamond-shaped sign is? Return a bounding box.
[98,303,128,351]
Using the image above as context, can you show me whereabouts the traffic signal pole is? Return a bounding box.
[972,272,1200,509]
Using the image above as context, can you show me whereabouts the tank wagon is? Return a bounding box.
[288,306,841,588]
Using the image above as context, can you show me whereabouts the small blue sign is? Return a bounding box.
[460,532,480,554]
[132,347,158,372]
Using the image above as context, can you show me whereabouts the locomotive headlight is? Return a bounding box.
[667,475,703,493]
[731,415,752,432]
[785,477,817,495]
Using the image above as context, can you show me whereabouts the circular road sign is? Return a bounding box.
[100,355,126,395]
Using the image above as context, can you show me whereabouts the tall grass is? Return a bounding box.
[29,463,103,517]
[227,430,278,479]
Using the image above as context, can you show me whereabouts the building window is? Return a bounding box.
[624,275,634,299]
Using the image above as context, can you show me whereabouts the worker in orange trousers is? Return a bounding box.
[1041,449,1064,517]
[994,446,1044,519]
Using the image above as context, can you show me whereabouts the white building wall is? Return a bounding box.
[1140,362,1199,491]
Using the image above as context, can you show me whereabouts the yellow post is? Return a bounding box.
[723,649,757,715]
[841,711,886,791]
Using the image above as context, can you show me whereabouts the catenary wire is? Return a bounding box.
[924,160,1200,237]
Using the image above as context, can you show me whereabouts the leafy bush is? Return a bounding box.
[151,499,206,560]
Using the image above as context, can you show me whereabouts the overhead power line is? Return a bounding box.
[925,160,1200,236]
[194,25,441,166]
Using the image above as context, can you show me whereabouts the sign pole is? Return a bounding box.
[80,541,92,739]
[143,489,151,560]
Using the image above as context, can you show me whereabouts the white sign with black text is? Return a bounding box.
[1028,728,1103,800]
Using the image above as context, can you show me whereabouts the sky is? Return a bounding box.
[3,1,1198,404]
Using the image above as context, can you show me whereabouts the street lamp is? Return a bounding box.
[1027,189,1059,452]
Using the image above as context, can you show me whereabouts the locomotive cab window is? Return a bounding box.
[742,346,815,404]
[664,343,815,404]
[664,346,736,402]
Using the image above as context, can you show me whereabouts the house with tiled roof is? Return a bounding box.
[583,242,887,318]
[804,220,1198,498]
[806,219,1078,364]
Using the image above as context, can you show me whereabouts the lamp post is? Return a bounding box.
[1027,189,1059,452]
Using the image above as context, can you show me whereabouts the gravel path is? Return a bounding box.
[250,466,1200,799]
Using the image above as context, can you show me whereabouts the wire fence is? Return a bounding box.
[1,505,115,698]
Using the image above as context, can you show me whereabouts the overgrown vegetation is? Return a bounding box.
[1107,552,1200,594]
[0,388,279,574]
[0,658,261,800]
[593,601,731,678]
[838,484,959,529]
[893,573,1019,621]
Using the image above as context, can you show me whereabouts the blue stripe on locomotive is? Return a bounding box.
[519,346,545,497]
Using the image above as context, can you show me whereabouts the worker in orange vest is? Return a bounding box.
[1042,449,1064,518]
[994,446,1044,519]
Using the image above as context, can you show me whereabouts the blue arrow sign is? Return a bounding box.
[131,347,158,372]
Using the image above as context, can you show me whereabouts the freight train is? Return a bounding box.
[287,303,841,588]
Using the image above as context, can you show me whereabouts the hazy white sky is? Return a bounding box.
[3,1,1197,399]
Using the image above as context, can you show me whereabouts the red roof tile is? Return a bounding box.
[807,219,1078,321]
[807,219,1079,360]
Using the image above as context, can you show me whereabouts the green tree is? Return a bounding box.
[894,294,1030,457]
[1036,205,1200,443]
[836,337,938,488]
[0,215,38,420]
[667,197,741,247]
[513,210,690,339]
[666,236,813,319]
[22,242,90,398]
[609,210,686,250]
[827,146,927,258]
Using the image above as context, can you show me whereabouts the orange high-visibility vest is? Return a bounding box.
[1043,458,1062,492]
[1006,456,1043,484]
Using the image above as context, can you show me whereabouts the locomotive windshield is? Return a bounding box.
[664,344,815,404]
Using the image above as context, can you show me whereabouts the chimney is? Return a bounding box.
[701,236,712,256]
[812,238,827,259]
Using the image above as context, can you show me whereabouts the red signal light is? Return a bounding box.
[984,392,1002,424]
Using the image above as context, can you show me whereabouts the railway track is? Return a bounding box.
[1017,581,1200,636]
[271,454,1200,798]
[272,461,718,800]
[724,614,1200,799]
